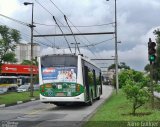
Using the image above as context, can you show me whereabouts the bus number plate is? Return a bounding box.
[56,92,65,96]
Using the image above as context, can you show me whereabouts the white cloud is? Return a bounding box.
[141,26,160,44]
[0,0,20,16]
[119,45,148,70]
[1,0,160,71]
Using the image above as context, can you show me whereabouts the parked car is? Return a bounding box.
[7,86,18,92]
[0,87,8,94]
[17,85,30,92]
[17,84,39,92]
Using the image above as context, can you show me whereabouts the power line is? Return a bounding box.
[35,0,94,55]
[34,0,64,27]
[79,37,115,47]
[49,0,105,59]
[50,0,99,56]
[34,29,59,48]
[35,0,107,59]
[0,20,56,48]
[0,13,29,26]
[35,0,72,53]
[0,13,53,48]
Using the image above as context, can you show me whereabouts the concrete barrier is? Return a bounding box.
[0,104,5,108]
[17,101,23,104]
[31,98,36,101]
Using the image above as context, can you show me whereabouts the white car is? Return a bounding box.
[17,85,30,92]
[17,84,39,92]
[0,87,8,94]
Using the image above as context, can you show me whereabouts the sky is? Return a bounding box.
[0,0,160,71]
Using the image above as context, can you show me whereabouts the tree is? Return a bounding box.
[119,62,130,70]
[0,25,21,71]
[122,69,150,115]
[21,58,38,66]
[2,52,17,63]
[108,62,130,88]
[123,80,150,115]
[119,69,145,88]
[108,62,130,70]
[144,64,150,72]
[21,60,32,65]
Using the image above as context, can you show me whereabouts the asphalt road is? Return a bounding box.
[0,85,113,127]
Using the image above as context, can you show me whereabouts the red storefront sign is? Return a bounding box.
[1,64,38,74]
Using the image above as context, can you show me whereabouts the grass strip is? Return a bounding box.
[0,91,39,106]
[84,90,160,127]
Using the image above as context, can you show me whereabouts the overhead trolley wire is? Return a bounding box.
[35,0,72,53]
[64,15,80,54]
[35,0,112,59]
[53,16,72,53]
[49,0,102,58]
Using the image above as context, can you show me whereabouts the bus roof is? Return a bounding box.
[40,54,101,71]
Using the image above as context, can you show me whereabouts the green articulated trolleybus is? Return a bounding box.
[38,54,102,106]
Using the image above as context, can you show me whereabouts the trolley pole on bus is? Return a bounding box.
[24,2,35,97]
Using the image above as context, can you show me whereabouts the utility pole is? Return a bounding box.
[24,2,35,97]
[106,0,119,94]
[114,0,119,94]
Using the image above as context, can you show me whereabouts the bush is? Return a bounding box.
[120,69,150,115]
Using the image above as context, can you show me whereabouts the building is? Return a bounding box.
[15,43,40,63]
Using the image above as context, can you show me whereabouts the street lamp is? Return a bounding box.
[106,0,119,94]
[24,2,35,97]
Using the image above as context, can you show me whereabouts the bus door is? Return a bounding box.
[93,70,97,97]
[84,66,90,101]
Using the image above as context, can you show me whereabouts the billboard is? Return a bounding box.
[42,67,77,83]
[1,64,38,74]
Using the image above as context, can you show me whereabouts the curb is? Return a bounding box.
[31,98,36,101]
[17,101,23,104]
[0,104,6,108]
[3,98,39,107]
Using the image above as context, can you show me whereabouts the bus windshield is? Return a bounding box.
[41,55,77,83]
